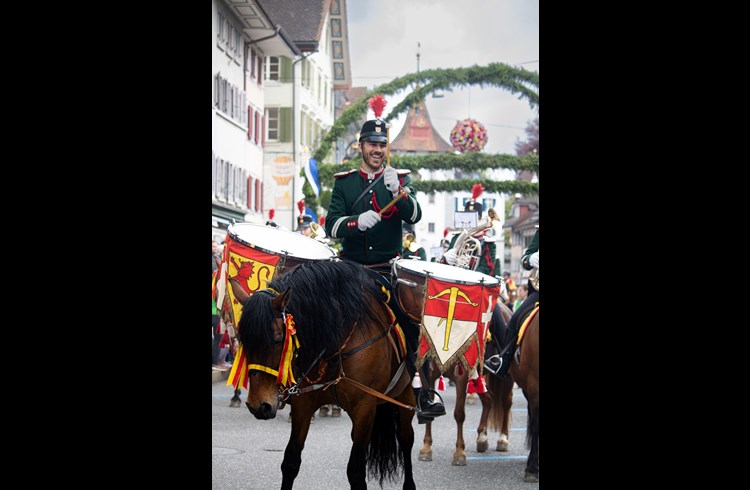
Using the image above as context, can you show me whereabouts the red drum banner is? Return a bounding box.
[215,234,280,327]
[215,234,281,391]
[418,277,500,374]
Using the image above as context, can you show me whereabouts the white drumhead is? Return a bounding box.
[394,259,499,286]
[227,223,336,260]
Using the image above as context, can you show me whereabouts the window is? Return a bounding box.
[267,57,279,81]
[428,193,435,204]
[428,223,435,233]
[266,108,279,141]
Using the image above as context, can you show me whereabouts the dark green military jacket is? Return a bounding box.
[325,167,421,265]
[520,229,539,271]
[447,231,497,276]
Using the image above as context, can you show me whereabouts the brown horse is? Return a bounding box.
[237,260,416,490]
[392,259,515,465]
[414,303,515,465]
[509,307,539,482]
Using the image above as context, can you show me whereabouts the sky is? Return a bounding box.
[346,0,539,156]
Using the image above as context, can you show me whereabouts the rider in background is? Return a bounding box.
[494,227,539,378]
[401,227,427,260]
[324,114,445,422]
[442,184,497,276]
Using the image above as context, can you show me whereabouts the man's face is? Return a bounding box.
[212,242,220,254]
[300,226,312,236]
[360,140,387,172]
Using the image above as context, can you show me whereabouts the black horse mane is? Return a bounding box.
[237,260,388,369]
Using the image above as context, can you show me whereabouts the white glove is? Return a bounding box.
[383,166,400,197]
[529,251,539,269]
[357,210,381,231]
[443,249,458,266]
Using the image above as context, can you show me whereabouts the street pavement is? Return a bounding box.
[213,371,538,489]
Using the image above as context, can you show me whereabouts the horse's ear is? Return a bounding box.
[272,288,292,313]
[228,278,250,305]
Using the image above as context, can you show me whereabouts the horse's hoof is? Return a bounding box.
[229,399,241,408]
[477,439,488,453]
[496,440,509,452]
[524,471,539,482]
[451,455,467,466]
[318,406,329,417]
[331,406,341,417]
[418,451,432,462]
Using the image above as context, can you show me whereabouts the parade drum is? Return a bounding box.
[392,259,501,373]
[227,222,336,276]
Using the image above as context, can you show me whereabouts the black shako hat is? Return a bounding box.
[464,199,484,219]
[359,119,388,143]
[297,214,313,229]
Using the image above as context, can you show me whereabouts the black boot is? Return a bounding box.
[494,326,519,378]
[416,360,446,422]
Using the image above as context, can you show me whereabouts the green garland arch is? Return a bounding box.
[302,62,539,212]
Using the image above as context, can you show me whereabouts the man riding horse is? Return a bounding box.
[324,96,446,422]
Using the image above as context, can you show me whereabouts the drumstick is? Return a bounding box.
[378,187,410,216]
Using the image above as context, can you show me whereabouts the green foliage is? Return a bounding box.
[413,179,537,195]
[312,63,539,164]
[302,62,540,212]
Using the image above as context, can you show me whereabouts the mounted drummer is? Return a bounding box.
[492,226,539,379]
[442,183,498,277]
[324,94,446,422]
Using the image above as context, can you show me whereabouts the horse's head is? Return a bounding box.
[238,286,293,420]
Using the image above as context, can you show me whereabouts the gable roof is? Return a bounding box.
[390,101,453,153]
[257,0,330,52]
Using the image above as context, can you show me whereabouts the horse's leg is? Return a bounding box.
[496,375,514,452]
[346,400,377,490]
[452,372,468,466]
[524,395,539,482]
[280,400,315,490]
[396,404,416,490]
[417,364,439,462]
[476,375,492,453]
[229,388,242,408]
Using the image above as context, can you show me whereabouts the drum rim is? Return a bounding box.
[227,222,336,260]
[394,259,499,287]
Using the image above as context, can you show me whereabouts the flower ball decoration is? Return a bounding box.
[450,118,488,153]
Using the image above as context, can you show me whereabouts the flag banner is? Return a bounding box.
[417,277,499,374]
[218,235,281,327]
[304,158,321,196]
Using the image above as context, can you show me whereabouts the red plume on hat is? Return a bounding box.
[368,94,387,119]
[319,216,325,226]
[297,200,305,214]
[443,227,449,238]
[269,209,275,220]
[471,183,484,200]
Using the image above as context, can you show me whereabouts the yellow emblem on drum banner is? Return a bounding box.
[418,277,499,373]
[218,235,281,327]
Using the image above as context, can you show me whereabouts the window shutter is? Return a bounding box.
[212,152,216,196]
[261,113,266,147]
[251,175,253,209]
[280,57,292,82]
[279,107,292,142]
[251,48,256,79]
[257,55,263,86]
[255,111,260,143]
[255,179,261,211]
[247,106,255,141]
[260,181,264,214]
